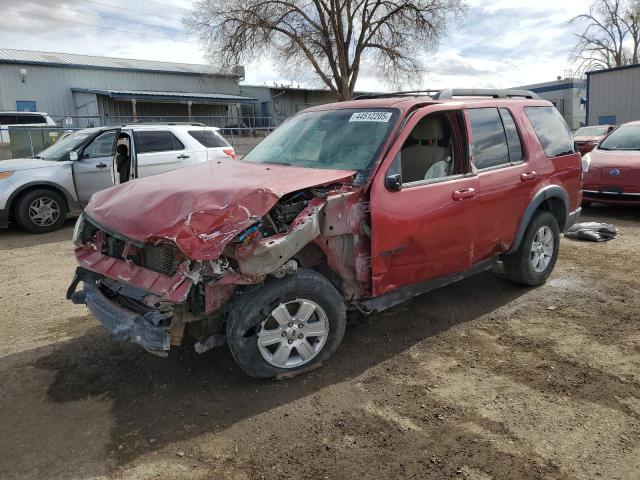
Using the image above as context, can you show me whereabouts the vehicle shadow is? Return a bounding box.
[9,270,531,473]
[581,204,639,225]
[0,218,75,250]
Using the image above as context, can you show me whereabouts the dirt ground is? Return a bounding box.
[0,206,639,480]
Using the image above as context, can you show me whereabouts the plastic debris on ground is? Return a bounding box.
[565,222,617,242]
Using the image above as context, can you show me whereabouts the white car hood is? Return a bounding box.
[0,157,60,172]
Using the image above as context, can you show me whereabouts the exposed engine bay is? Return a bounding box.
[70,182,371,355]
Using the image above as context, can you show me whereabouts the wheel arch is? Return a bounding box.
[508,185,569,254]
[6,182,76,220]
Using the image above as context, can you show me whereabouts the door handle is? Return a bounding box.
[521,171,537,181]
[96,163,107,169]
[177,154,190,159]
[452,188,477,201]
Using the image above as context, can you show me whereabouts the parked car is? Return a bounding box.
[0,123,235,233]
[573,124,616,155]
[0,111,57,143]
[582,120,640,206]
[67,89,582,378]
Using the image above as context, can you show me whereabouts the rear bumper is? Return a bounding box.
[67,267,172,353]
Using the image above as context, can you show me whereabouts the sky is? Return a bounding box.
[0,0,592,91]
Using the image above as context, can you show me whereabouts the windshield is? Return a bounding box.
[242,108,399,172]
[575,126,608,136]
[598,125,640,151]
[35,131,90,160]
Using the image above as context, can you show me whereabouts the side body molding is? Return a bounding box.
[508,185,569,254]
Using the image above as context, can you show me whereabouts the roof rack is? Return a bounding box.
[433,89,540,100]
[352,90,441,100]
[352,88,540,101]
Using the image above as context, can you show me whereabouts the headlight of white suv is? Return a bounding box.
[0,171,14,180]
[72,212,85,245]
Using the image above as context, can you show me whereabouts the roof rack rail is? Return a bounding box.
[352,89,441,100]
[352,88,540,101]
[433,89,540,100]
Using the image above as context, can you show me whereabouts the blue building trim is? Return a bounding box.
[585,74,590,126]
[529,82,580,94]
[586,63,640,77]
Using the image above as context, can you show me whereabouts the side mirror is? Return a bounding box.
[69,151,78,161]
[386,173,401,191]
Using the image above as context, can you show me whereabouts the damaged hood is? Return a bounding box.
[85,159,355,260]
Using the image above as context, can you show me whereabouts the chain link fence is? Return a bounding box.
[0,114,288,160]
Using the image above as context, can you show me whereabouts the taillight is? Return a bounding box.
[223,148,236,159]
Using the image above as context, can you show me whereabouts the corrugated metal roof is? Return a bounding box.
[0,48,237,76]
[72,88,257,104]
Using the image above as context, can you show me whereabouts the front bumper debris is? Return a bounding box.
[67,267,172,354]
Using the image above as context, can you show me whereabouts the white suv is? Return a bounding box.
[0,111,57,143]
[0,123,236,233]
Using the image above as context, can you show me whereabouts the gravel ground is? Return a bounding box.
[0,206,638,480]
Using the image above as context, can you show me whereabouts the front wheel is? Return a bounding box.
[226,269,347,378]
[503,211,560,286]
[14,189,68,233]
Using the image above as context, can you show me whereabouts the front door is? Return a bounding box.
[72,129,118,203]
[370,109,479,296]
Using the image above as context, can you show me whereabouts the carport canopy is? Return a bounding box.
[71,87,257,104]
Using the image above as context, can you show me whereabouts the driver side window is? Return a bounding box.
[399,111,464,185]
[83,131,117,159]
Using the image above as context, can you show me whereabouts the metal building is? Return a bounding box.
[586,64,640,126]
[0,49,255,127]
[516,78,586,129]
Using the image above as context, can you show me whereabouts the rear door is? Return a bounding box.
[72,129,118,203]
[465,107,531,261]
[134,130,196,177]
[370,108,479,296]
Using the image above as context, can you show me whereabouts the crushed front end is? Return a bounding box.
[67,182,372,357]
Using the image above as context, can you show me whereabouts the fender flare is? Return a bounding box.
[508,185,569,253]
[6,181,79,216]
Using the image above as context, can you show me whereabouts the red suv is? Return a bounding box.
[67,89,582,378]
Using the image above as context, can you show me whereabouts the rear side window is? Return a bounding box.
[189,129,230,148]
[17,114,47,124]
[137,131,184,153]
[468,108,510,169]
[0,115,18,125]
[524,106,574,157]
[499,108,524,162]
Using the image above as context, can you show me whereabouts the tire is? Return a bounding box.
[503,211,560,286]
[14,188,68,233]
[226,268,347,378]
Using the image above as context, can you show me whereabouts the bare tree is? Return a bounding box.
[186,0,466,100]
[623,0,640,63]
[570,0,640,73]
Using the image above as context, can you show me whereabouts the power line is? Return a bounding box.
[25,0,186,33]
[78,0,186,24]
[7,10,200,45]
[133,0,193,12]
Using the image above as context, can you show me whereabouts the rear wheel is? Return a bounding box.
[226,269,347,378]
[503,211,560,286]
[15,189,67,233]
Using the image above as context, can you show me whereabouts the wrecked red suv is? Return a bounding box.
[67,89,582,378]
